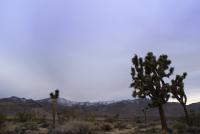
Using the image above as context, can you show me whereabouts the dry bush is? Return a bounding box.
[186,127,200,134]
[114,121,127,130]
[137,124,146,129]
[173,121,187,131]
[190,112,200,127]
[104,116,116,123]
[148,122,157,127]
[0,113,7,128]
[173,112,200,133]
[56,121,98,134]
[15,122,39,133]
[15,112,35,122]
[0,113,7,133]
[100,123,112,131]
[134,127,161,134]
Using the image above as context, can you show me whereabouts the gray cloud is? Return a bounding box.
[0,1,200,103]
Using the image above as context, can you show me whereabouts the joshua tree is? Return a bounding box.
[130,52,174,133]
[170,73,190,125]
[50,89,59,129]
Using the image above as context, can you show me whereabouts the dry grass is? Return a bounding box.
[1,116,200,134]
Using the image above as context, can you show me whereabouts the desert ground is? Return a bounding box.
[1,112,200,134]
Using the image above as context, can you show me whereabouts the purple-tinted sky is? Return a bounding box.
[0,1,200,103]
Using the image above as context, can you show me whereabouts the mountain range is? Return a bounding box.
[0,96,199,120]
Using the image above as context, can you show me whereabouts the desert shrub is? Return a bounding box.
[173,121,187,133]
[56,121,97,134]
[15,122,38,133]
[0,113,7,130]
[39,121,50,128]
[36,114,47,123]
[134,128,160,134]
[176,112,200,127]
[0,113,7,124]
[85,115,96,122]
[15,126,26,134]
[190,112,200,127]
[138,123,148,129]
[35,115,49,128]
[148,122,157,127]
[147,128,160,133]
[186,127,200,134]
[100,123,112,131]
[135,116,143,124]
[104,114,118,123]
[167,128,173,134]
[23,122,38,130]
[94,122,99,126]
[104,116,115,123]
[114,122,127,130]
[16,112,35,122]
[62,108,81,121]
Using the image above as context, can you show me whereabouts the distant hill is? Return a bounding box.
[0,96,199,120]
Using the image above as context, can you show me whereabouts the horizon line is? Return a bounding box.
[1,95,199,105]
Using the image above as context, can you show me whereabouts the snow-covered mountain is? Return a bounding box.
[0,96,200,119]
[37,98,78,106]
[0,96,119,107]
[37,97,119,106]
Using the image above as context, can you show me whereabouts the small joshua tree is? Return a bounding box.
[50,89,59,129]
[130,52,174,133]
[170,73,190,125]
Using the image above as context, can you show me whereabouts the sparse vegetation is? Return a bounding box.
[104,116,116,123]
[100,122,113,131]
[0,113,7,131]
[55,121,98,134]
[189,111,200,127]
[15,111,35,122]
[114,121,128,130]
[0,113,200,134]
[0,113,6,124]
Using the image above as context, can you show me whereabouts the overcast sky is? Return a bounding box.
[0,1,200,103]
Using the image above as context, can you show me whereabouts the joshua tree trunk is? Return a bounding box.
[52,99,56,129]
[182,104,190,126]
[158,104,168,134]
[50,89,59,131]
[143,110,147,126]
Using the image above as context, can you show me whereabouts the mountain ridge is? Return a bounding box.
[1,96,199,107]
[0,96,199,120]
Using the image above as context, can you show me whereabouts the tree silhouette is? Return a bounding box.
[50,89,59,129]
[130,52,174,133]
[170,73,190,125]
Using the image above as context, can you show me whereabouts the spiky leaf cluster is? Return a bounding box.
[171,73,187,104]
[130,52,174,107]
[50,89,59,99]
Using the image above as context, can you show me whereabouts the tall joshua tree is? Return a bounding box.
[130,52,174,133]
[50,89,59,129]
[170,73,190,125]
